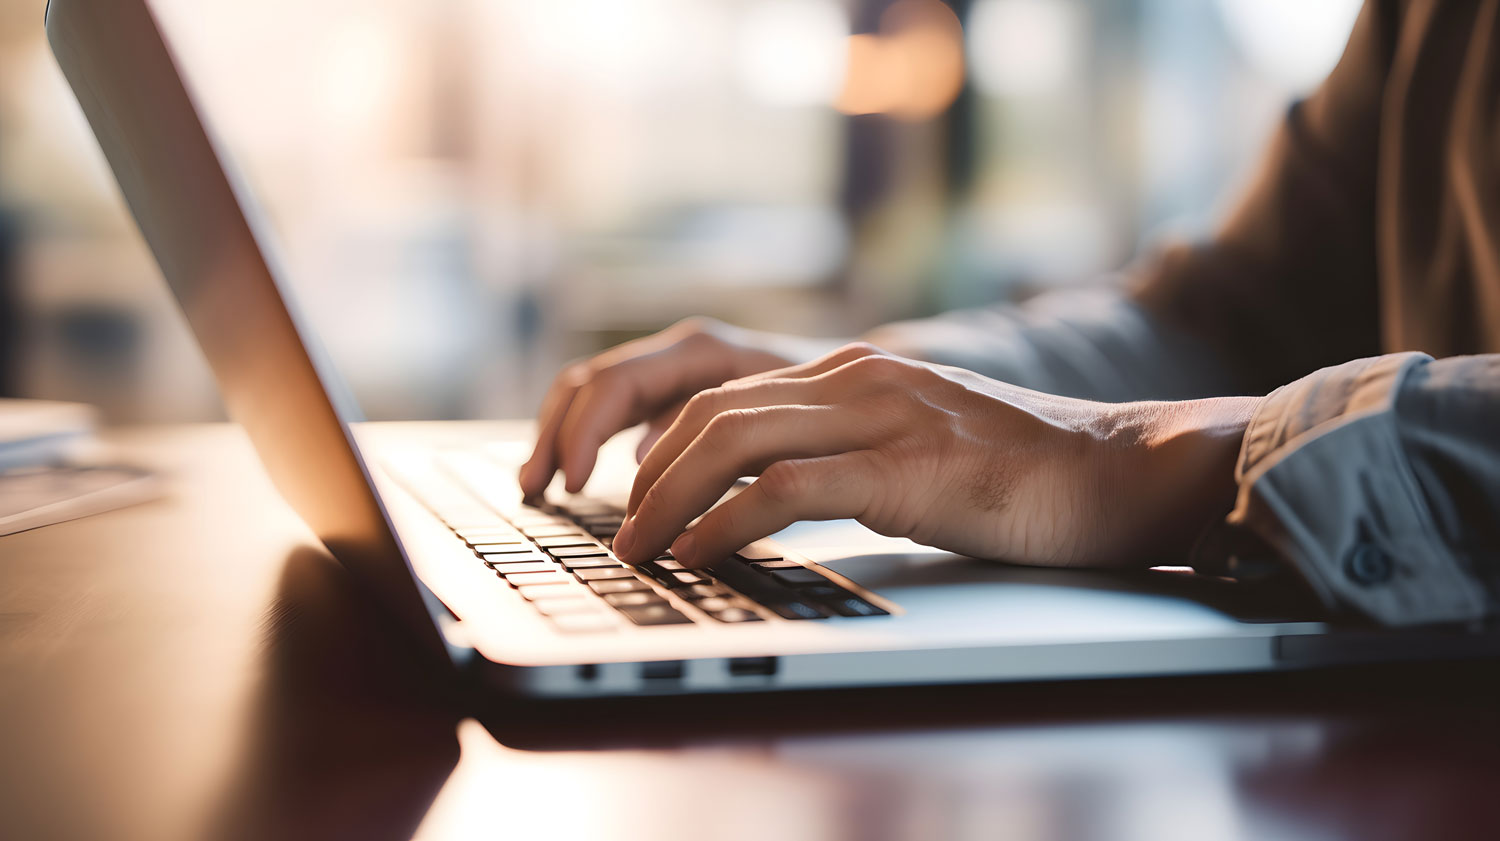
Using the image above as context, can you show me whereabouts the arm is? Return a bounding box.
[611,345,1500,630]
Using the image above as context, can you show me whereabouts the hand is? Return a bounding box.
[519,317,838,496]
[612,343,1261,569]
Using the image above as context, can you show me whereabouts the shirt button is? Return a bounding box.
[1344,543,1393,586]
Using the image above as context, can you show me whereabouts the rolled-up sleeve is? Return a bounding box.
[1210,352,1500,626]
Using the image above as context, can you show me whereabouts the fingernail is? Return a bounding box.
[670,531,696,566]
[614,519,636,558]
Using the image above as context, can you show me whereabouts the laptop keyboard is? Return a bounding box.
[395,457,892,634]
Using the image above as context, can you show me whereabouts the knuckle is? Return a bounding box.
[682,388,721,422]
[758,460,816,506]
[672,315,716,336]
[836,341,885,360]
[673,317,726,349]
[701,408,754,447]
[560,362,593,388]
[843,352,903,380]
[581,365,617,393]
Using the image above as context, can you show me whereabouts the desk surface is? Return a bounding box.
[1,424,1496,841]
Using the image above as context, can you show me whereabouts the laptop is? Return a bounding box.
[45,0,1500,699]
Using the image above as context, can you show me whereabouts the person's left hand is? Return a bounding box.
[610,343,1261,570]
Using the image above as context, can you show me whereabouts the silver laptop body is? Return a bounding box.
[45,0,1500,699]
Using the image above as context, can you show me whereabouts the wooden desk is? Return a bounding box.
[1,425,1496,841]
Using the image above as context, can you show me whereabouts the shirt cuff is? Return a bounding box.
[1211,353,1488,626]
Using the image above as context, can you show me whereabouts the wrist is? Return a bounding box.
[1108,396,1261,563]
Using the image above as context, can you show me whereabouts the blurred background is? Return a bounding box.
[0,0,1360,423]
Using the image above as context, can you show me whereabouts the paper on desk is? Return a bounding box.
[0,399,163,536]
[0,465,162,536]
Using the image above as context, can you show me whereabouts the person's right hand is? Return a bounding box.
[519,318,832,497]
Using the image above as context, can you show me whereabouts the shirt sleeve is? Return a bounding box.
[1202,352,1500,626]
[864,286,1239,402]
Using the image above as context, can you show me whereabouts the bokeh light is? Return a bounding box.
[836,0,966,121]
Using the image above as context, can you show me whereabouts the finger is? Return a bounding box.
[627,375,841,516]
[518,371,585,497]
[669,452,877,568]
[553,341,732,493]
[635,400,686,463]
[626,354,903,515]
[734,341,888,385]
[615,404,873,564]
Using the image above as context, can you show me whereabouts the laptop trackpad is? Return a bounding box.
[781,520,1320,629]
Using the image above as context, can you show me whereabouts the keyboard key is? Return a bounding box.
[677,584,728,600]
[481,548,545,561]
[586,525,620,538]
[710,608,763,623]
[822,595,888,617]
[559,557,622,570]
[736,546,784,561]
[531,597,603,616]
[522,525,589,539]
[505,571,573,587]
[549,613,616,633]
[563,502,618,518]
[474,543,533,554]
[602,591,667,607]
[748,559,800,570]
[574,567,638,581]
[653,559,686,571]
[694,596,736,612]
[706,558,807,604]
[493,562,561,576]
[458,529,523,542]
[668,571,709,587]
[769,601,830,620]
[444,517,508,530]
[617,604,693,626]
[546,545,610,558]
[510,515,567,528]
[770,568,829,587]
[588,578,652,595]
[534,535,597,549]
[635,562,676,581]
[484,552,550,565]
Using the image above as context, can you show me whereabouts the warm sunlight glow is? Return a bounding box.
[835,0,965,121]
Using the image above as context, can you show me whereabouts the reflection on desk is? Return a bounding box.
[1,425,1497,841]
